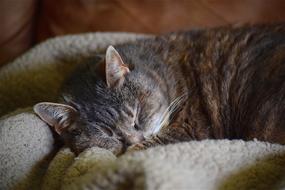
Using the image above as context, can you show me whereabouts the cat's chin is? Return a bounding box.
[110,144,143,156]
[110,148,124,156]
[67,140,125,157]
[71,146,124,157]
[125,143,146,154]
[104,143,125,156]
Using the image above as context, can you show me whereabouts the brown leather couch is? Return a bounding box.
[1,0,285,66]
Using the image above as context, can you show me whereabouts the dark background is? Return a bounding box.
[1,0,285,65]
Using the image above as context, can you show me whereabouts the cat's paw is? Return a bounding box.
[126,143,146,153]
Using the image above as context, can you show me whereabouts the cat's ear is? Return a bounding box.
[105,45,130,88]
[33,102,78,134]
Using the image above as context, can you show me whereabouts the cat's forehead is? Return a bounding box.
[80,95,137,116]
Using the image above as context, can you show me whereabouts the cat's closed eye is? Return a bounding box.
[70,130,81,136]
[101,127,113,136]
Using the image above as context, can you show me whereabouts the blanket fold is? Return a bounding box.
[44,140,285,190]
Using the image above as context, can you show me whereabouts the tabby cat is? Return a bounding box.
[34,24,285,155]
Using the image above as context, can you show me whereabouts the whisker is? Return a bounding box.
[152,92,188,134]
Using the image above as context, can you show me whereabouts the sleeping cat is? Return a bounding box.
[34,24,285,155]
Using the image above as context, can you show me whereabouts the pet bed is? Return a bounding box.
[1,32,285,190]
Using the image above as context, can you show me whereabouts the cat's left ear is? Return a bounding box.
[105,45,130,88]
[33,102,78,134]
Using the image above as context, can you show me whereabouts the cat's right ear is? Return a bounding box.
[33,102,78,134]
[105,45,130,88]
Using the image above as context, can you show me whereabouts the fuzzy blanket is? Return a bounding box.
[1,32,285,190]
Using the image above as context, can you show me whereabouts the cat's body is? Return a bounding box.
[34,24,285,155]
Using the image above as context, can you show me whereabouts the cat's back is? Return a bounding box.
[170,24,285,142]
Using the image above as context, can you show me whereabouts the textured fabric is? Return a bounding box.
[44,140,285,190]
[0,109,54,190]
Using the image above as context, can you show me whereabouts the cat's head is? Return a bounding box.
[34,46,170,155]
